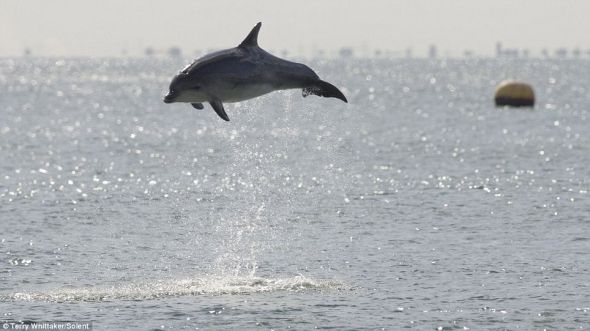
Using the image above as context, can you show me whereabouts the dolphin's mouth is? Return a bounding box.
[163,92,176,103]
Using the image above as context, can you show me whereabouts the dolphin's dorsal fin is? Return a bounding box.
[239,22,262,48]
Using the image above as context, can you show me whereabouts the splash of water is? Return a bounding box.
[2,275,349,302]
[208,98,298,277]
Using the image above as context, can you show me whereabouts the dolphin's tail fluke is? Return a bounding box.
[302,80,348,103]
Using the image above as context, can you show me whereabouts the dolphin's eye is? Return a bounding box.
[193,86,201,90]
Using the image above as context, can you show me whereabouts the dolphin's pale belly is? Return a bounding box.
[213,82,278,103]
[173,82,283,104]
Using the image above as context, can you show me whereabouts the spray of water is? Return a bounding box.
[207,96,297,277]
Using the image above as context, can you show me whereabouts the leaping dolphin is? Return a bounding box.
[163,22,347,121]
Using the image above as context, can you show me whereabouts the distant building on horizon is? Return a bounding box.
[144,47,155,57]
[339,47,354,58]
[405,48,413,58]
[496,42,519,57]
[572,48,581,57]
[555,48,568,58]
[168,47,182,58]
[428,45,437,59]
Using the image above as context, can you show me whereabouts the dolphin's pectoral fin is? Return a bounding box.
[238,22,262,48]
[209,100,230,121]
[191,103,204,110]
[302,80,348,103]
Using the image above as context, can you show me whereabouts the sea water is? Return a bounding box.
[0,57,589,330]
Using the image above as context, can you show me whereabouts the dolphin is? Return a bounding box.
[163,22,347,121]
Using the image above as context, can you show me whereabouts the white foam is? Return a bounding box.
[3,275,349,302]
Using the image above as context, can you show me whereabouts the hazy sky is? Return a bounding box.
[1,0,589,57]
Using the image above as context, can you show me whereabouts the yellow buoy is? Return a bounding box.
[494,80,535,107]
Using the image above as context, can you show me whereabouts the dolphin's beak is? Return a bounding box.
[163,92,175,104]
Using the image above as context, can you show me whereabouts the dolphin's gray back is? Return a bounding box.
[181,47,319,91]
[256,48,320,88]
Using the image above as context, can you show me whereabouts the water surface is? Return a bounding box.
[1,57,589,330]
